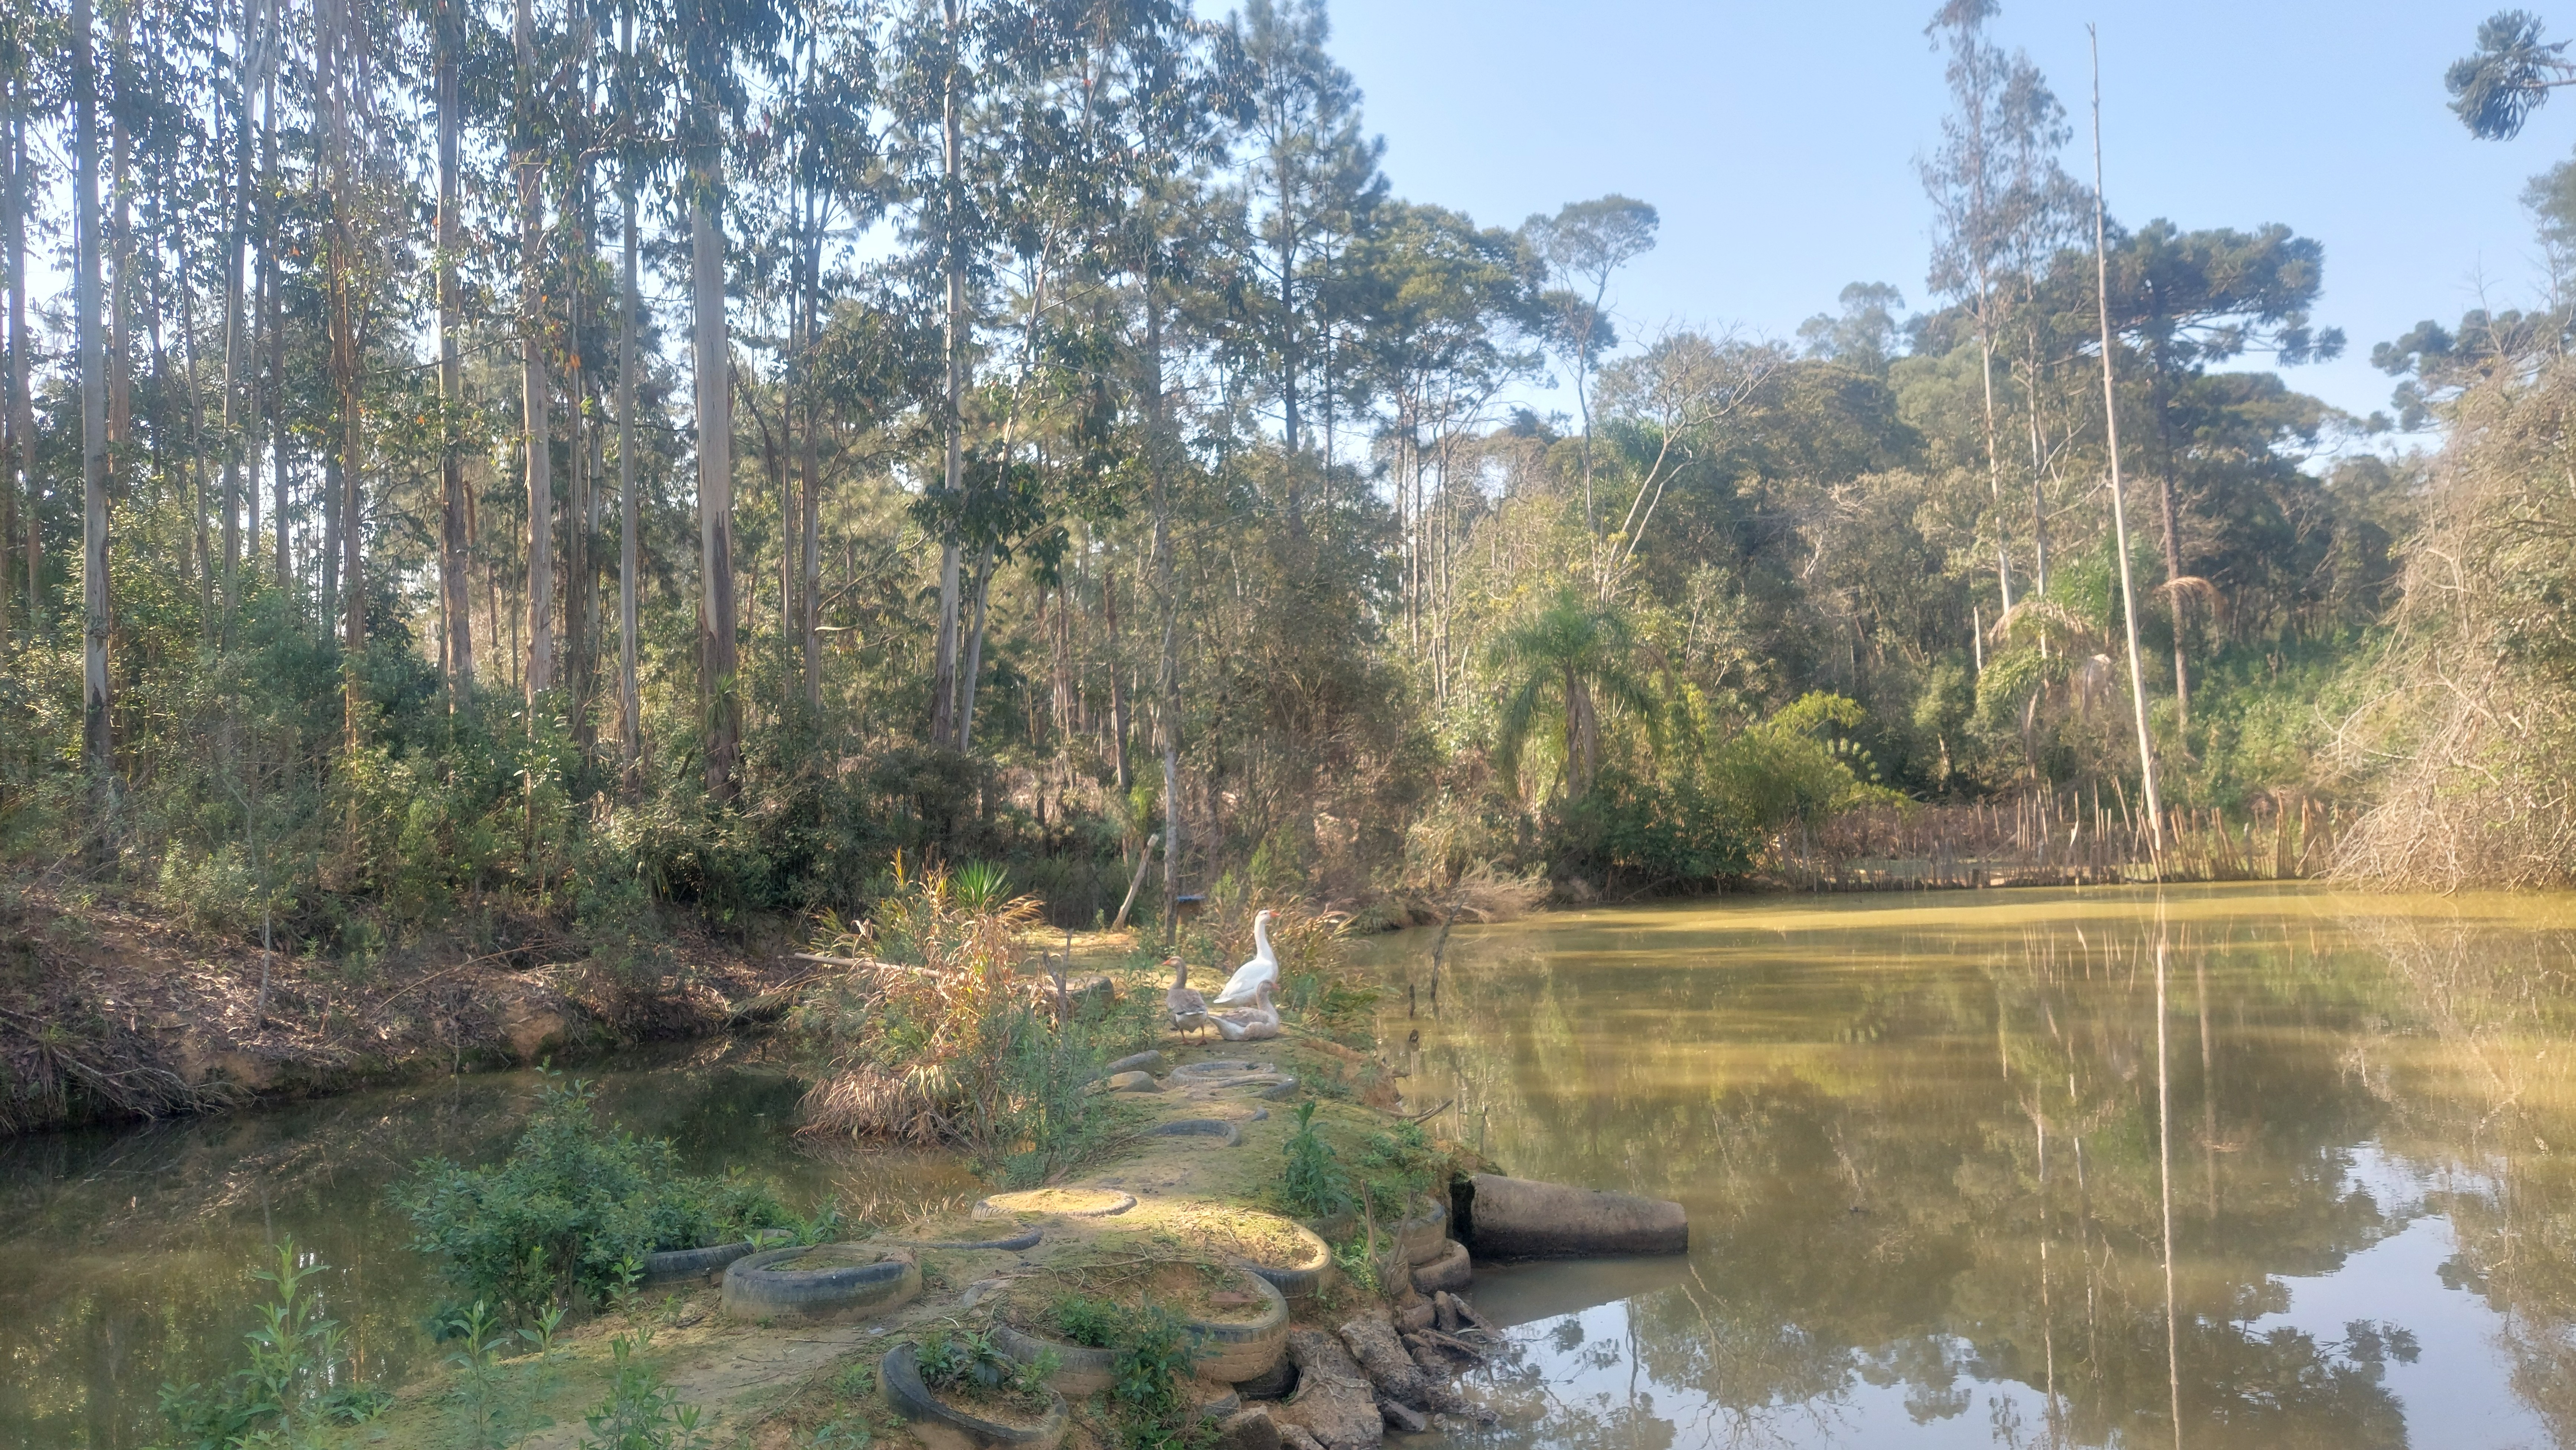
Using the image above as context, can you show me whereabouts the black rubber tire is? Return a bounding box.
[639,1239,755,1285]
[1100,1050,1166,1078]
[1393,1200,1451,1266]
[973,1189,1136,1220]
[1180,1268,1291,1382]
[1411,1239,1471,1295]
[1171,1059,1271,1082]
[885,1227,1044,1253]
[991,1323,1118,1397]
[1147,1117,1243,1146]
[721,1244,920,1323]
[1232,1357,1298,1401]
[879,1342,1070,1449]
[1238,1222,1334,1301]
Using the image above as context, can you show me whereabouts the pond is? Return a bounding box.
[1354,883,2576,1450]
[0,1040,980,1450]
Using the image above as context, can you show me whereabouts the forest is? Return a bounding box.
[0,0,2560,978]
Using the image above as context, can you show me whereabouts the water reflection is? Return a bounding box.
[0,1041,978,1450]
[1359,886,2576,1449]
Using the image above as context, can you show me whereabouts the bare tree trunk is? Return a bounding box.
[436,0,471,703]
[1145,280,1181,941]
[517,0,553,704]
[2089,29,2163,856]
[1,91,17,653]
[799,175,822,712]
[693,171,738,798]
[1105,567,1131,795]
[10,101,32,636]
[957,543,994,750]
[219,0,254,629]
[260,7,286,592]
[618,178,641,784]
[108,1,130,501]
[930,0,966,751]
[75,0,113,810]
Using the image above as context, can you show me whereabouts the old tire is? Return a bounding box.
[1237,1222,1334,1301]
[1188,1268,1293,1382]
[885,1227,1045,1253]
[1171,1059,1272,1082]
[880,1342,1070,1450]
[639,1239,755,1286]
[721,1244,920,1323]
[973,1188,1136,1220]
[1148,1117,1243,1147]
[1411,1239,1471,1295]
[991,1322,1118,1398]
[1392,1200,1450,1266]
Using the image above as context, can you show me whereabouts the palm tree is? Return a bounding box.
[1489,590,1658,801]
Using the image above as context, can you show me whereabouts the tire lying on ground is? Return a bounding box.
[638,1239,757,1286]
[989,1261,1291,1388]
[1391,1199,1450,1266]
[721,1243,921,1323]
[1454,1173,1687,1258]
[1411,1239,1471,1295]
[879,1340,1070,1450]
[1147,1117,1244,1147]
[882,1227,1045,1253]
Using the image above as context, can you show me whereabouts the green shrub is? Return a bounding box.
[578,1333,711,1450]
[1279,1101,1355,1220]
[395,1074,787,1319]
[153,1240,389,1450]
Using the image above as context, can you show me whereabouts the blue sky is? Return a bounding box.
[1307,0,2567,444]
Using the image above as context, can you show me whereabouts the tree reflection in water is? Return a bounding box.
[1360,887,2576,1448]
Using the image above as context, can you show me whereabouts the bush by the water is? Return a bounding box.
[153,1240,391,1449]
[795,863,1157,1181]
[1279,1100,1357,1220]
[395,1074,788,1319]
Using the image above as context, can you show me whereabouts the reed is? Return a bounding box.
[1774,789,2344,891]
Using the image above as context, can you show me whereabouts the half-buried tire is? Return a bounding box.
[879,1341,1069,1450]
[1236,1222,1333,1301]
[722,1244,921,1323]
[639,1239,756,1286]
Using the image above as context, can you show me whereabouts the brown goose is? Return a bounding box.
[1165,956,1213,1040]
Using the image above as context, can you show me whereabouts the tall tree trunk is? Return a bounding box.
[693,166,738,798]
[618,178,641,784]
[930,0,966,750]
[74,0,112,808]
[798,175,821,711]
[1145,276,1181,941]
[108,1,130,501]
[2149,365,2191,727]
[1,89,17,653]
[10,102,32,636]
[219,0,255,629]
[436,0,470,703]
[1105,567,1130,794]
[517,0,553,704]
[260,9,286,592]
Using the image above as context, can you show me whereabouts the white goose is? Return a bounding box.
[1211,979,1280,1041]
[1210,909,1279,1008]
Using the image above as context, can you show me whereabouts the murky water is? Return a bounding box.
[1357,884,2576,1450]
[0,1041,979,1450]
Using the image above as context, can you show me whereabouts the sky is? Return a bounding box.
[1301,0,2568,445]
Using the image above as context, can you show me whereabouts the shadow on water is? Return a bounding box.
[0,1039,980,1450]
[1357,884,2576,1449]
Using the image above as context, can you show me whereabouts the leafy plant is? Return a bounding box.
[578,1333,711,1450]
[912,1329,1055,1417]
[1357,1120,1437,1207]
[444,1299,566,1449]
[396,1073,788,1319]
[154,1240,388,1449]
[1051,1293,1127,1349]
[1280,1101,1356,1219]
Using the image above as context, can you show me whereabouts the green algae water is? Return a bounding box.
[0,1043,979,1450]
[1356,884,2576,1449]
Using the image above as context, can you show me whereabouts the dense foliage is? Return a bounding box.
[395,1074,788,1318]
[4,0,2556,964]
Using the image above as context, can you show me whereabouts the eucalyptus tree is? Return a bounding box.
[1922,0,2019,613]
[679,0,781,797]
[434,0,471,702]
[1523,193,1655,552]
[75,0,110,799]
[516,0,557,703]
[1226,0,1380,470]
[4,10,30,642]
